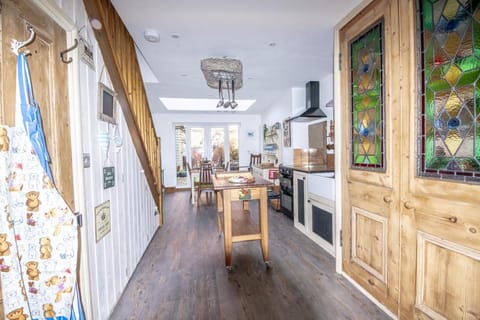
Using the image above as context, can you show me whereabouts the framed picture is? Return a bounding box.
[98,82,116,124]
[283,119,291,147]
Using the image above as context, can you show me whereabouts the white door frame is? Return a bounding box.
[30,1,92,318]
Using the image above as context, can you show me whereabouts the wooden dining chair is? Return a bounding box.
[249,153,262,171]
[197,163,215,207]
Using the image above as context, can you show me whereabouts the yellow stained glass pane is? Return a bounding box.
[444,32,462,57]
[445,93,462,116]
[445,64,462,86]
[362,95,371,107]
[444,129,462,155]
[361,139,370,155]
[443,0,460,20]
[362,112,371,128]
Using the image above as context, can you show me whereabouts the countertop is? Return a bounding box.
[281,164,334,174]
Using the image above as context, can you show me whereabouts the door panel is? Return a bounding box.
[340,0,400,314]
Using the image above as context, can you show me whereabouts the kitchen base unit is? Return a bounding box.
[294,170,336,257]
[307,193,335,256]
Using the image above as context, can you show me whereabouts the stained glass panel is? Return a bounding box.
[418,0,480,182]
[350,21,385,170]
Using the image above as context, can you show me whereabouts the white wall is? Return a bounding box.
[260,74,335,165]
[154,113,261,187]
[53,1,159,319]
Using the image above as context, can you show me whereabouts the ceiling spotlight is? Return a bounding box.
[144,29,160,43]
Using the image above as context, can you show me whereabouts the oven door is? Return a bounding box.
[280,191,293,219]
[280,176,292,193]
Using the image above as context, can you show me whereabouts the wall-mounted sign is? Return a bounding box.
[103,166,115,189]
[95,200,111,242]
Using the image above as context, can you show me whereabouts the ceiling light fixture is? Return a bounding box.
[200,57,243,110]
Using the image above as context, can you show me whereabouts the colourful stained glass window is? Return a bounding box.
[350,21,385,170]
[418,0,480,182]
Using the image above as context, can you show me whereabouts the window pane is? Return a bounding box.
[190,127,204,169]
[211,128,225,169]
[229,125,239,170]
[350,20,385,171]
[417,0,480,182]
[175,125,187,186]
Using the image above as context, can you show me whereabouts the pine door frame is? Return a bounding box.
[333,0,398,318]
[27,1,93,318]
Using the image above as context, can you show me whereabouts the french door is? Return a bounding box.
[340,0,480,318]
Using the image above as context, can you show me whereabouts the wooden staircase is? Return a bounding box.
[83,0,163,224]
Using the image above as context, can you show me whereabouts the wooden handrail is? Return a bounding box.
[83,0,163,225]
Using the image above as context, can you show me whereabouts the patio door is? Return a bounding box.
[340,0,480,318]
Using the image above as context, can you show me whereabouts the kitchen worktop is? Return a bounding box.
[281,164,334,174]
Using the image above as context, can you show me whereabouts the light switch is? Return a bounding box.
[83,153,91,168]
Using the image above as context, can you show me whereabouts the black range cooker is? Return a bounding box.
[278,165,294,219]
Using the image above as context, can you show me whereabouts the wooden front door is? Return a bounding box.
[0,0,74,315]
[341,0,480,318]
[340,0,401,314]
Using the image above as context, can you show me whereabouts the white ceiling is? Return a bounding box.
[111,0,361,115]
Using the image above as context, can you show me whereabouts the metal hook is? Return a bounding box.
[11,26,35,56]
[60,39,79,64]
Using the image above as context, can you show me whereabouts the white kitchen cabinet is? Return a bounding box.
[294,171,335,257]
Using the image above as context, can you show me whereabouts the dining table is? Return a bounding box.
[212,171,272,270]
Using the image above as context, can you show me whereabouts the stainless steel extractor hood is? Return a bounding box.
[290,81,327,122]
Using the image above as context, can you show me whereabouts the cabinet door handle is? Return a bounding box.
[303,177,306,180]
[307,199,311,203]
[383,196,392,203]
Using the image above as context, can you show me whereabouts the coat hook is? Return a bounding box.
[60,39,79,64]
[11,26,35,56]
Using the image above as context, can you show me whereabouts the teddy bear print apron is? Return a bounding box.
[0,53,82,319]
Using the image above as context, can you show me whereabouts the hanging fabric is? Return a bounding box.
[0,53,83,320]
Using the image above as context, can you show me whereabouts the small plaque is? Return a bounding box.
[239,188,251,200]
[95,200,111,242]
[103,166,115,189]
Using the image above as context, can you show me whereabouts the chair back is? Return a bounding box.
[249,153,262,170]
[199,163,213,185]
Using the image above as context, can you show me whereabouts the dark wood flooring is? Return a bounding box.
[109,191,391,320]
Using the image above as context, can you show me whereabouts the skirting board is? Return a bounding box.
[341,272,397,320]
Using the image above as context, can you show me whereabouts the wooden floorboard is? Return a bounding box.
[109,191,391,320]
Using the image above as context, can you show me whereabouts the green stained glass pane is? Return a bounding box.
[418,0,480,182]
[350,20,385,170]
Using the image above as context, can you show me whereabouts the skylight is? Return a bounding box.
[159,98,255,112]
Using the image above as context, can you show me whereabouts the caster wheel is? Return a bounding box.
[226,266,233,272]
[265,261,271,269]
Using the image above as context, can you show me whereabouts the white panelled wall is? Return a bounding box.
[51,1,159,319]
